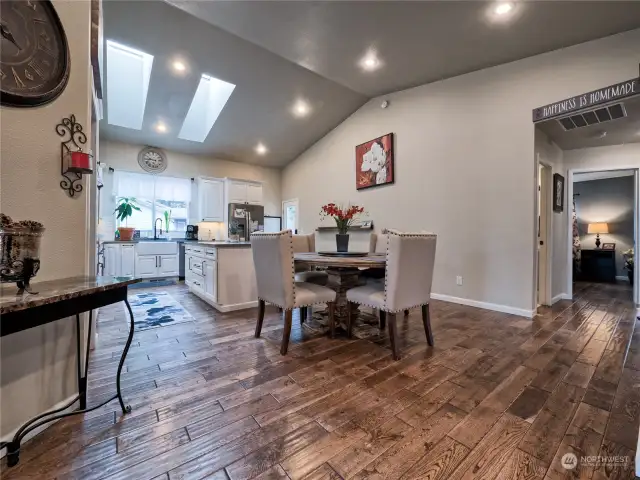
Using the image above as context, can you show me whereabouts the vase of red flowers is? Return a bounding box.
[320,203,365,252]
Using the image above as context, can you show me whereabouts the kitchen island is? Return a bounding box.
[185,242,257,312]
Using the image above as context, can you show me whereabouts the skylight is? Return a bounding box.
[106,40,153,130]
[178,74,236,142]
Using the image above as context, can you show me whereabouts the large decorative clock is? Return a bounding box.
[138,147,168,173]
[0,0,70,107]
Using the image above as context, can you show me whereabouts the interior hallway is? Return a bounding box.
[1,281,637,480]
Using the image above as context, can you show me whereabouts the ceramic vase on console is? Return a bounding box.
[0,214,44,290]
[336,234,349,252]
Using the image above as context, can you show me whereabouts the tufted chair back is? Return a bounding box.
[383,230,437,312]
[250,230,296,309]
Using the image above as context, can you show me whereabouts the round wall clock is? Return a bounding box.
[138,147,168,173]
[0,0,70,107]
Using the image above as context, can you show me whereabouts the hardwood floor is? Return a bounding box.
[1,282,638,479]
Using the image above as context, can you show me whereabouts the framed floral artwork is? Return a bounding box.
[355,133,394,190]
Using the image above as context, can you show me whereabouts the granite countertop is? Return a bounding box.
[101,239,194,244]
[0,276,140,314]
[196,241,251,247]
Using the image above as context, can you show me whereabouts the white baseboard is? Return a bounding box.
[551,293,571,305]
[430,293,535,318]
[616,276,630,282]
[0,394,78,460]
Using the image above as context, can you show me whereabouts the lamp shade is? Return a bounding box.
[588,223,609,234]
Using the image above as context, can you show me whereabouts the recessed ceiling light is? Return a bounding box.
[255,143,268,155]
[172,60,186,72]
[155,122,167,133]
[292,99,311,118]
[359,50,382,72]
[494,2,513,15]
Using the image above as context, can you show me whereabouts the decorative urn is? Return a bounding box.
[0,214,45,290]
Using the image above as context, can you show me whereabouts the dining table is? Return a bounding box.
[294,252,386,330]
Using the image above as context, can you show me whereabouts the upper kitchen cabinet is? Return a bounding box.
[226,179,263,205]
[198,177,225,222]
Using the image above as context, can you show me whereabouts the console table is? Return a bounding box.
[580,249,616,283]
[0,276,140,467]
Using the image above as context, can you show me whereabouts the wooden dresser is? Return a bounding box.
[580,249,616,283]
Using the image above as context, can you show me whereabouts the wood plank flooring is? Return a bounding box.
[1,282,638,480]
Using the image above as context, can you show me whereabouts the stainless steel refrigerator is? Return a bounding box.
[228,203,264,240]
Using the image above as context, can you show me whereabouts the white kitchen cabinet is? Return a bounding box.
[226,179,263,205]
[203,258,216,300]
[246,183,263,205]
[198,178,224,222]
[121,244,135,276]
[135,255,158,278]
[104,244,120,276]
[159,254,179,276]
[227,181,247,204]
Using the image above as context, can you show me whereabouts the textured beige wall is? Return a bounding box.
[564,143,640,171]
[99,139,282,219]
[282,29,640,314]
[0,0,92,437]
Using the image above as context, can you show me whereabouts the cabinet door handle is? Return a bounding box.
[188,257,192,270]
[202,260,205,277]
[156,256,159,268]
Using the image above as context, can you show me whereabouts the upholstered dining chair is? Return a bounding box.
[346,230,437,360]
[250,230,337,354]
[291,233,328,322]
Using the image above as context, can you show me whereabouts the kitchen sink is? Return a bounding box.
[136,241,178,255]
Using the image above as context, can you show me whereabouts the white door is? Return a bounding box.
[282,199,299,234]
[120,244,135,277]
[136,255,158,278]
[246,184,263,205]
[104,244,120,276]
[203,259,216,300]
[201,180,224,222]
[158,255,179,276]
[228,181,247,204]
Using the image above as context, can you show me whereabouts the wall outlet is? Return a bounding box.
[456,276,463,286]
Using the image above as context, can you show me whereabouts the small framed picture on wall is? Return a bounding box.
[553,174,565,212]
[602,243,616,251]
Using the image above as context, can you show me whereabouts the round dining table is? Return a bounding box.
[294,252,386,328]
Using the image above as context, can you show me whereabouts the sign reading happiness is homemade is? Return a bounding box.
[532,78,638,122]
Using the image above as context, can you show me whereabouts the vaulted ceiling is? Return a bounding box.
[100,1,640,167]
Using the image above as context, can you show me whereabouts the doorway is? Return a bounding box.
[282,198,299,233]
[567,168,639,306]
[537,161,553,306]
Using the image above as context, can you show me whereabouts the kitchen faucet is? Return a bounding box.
[154,218,163,240]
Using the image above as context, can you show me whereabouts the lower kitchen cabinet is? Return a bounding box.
[185,244,256,312]
[102,242,179,279]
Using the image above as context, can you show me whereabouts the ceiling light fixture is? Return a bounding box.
[155,122,167,133]
[359,50,382,72]
[494,2,514,15]
[292,99,311,118]
[255,143,268,155]
[172,60,186,72]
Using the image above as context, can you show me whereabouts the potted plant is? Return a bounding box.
[623,248,634,285]
[319,203,366,252]
[114,197,141,241]
[229,220,240,242]
[163,209,172,238]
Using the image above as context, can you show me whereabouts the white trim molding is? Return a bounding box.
[551,293,570,305]
[431,293,535,318]
[616,276,630,282]
[0,395,78,460]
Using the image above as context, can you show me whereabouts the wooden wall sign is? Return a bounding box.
[532,78,638,123]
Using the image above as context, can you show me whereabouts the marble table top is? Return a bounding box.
[0,276,140,315]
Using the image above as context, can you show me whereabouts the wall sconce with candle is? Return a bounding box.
[56,114,93,197]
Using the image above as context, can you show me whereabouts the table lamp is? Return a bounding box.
[587,223,609,248]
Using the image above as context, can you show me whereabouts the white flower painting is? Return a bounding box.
[356,133,394,190]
